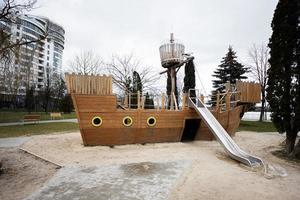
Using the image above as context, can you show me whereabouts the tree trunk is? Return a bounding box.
[293,138,300,159]
[286,131,297,155]
[293,138,300,158]
[259,89,265,122]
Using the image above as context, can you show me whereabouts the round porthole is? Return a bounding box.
[92,116,102,127]
[147,116,157,127]
[123,116,133,127]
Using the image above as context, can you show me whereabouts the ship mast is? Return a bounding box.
[159,33,192,110]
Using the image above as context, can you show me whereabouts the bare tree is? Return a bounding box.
[0,0,42,57]
[0,0,36,21]
[248,43,270,122]
[1,0,49,102]
[68,51,104,75]
[107,54,160,95]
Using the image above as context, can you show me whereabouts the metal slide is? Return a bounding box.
[188,97,263,167]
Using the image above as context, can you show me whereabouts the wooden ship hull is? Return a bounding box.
[72,94,243,146]
[66,74,260,146]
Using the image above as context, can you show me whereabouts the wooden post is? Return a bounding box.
[124,93,128,108]
[226,93,231,111]
[141,96,145,109]
[137,91,141,109]
[225,81,230,92]
[200,94,204,103]
[170,68,176,110]
[162,93,165,111]
[173,92,178,110]
[216,91,220,112]
[182,93,186,110]
[129,92,131,110]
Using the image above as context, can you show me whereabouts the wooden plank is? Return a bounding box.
[19,147,62,167]
[75,95,117,112]
[236,81,261,103]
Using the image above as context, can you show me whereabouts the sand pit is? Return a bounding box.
[19,131,300,200]
[20,131,289,167]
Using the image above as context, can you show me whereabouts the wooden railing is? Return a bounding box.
[120,92,176,110]
[122,92,169,110]
[65,73,113,95]
[119,91,238,112]
[236,81,261,103]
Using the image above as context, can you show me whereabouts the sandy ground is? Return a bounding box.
[0,148,57,200]
[18,131,300,200]
[20,131,287,167]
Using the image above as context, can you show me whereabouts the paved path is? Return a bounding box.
[0,136,31,147]
[0,118,77,127]
[26,161,190,200]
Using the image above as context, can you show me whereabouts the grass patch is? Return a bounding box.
[0,112,76,123]
[0,122,79,138]
[238,120,277,132]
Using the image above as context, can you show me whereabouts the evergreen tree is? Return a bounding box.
[211,46,248,105]
[144,92,154,109]
[130,71,142,108]
[55,78,66,111]
[132,71,142,93]
[41,77,53,113]
[267,0,300,156]
[25,85,35,113]
[60,94,73,113]
[183,60,196,101]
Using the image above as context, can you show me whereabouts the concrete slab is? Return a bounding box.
[0,137,31,148]
[26,161,190,200]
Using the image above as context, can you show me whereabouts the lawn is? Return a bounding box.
[0,111,76,123]
[238,120,277,132]
[0,122,79,138]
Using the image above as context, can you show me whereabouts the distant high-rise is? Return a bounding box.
[0,14,65,95]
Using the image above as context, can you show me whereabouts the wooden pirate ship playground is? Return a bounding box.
[65,34,263,167]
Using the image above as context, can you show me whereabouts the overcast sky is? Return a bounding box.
[30,0,278,94]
